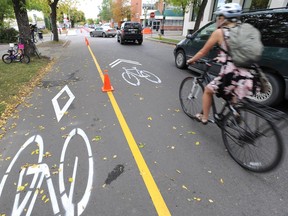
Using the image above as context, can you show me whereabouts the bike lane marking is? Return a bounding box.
[86,40,171,216]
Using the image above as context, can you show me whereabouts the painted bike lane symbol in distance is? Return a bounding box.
[0,128,93,216]
[122,67,162,86]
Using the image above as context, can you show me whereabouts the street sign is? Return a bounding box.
[150,12,155,18]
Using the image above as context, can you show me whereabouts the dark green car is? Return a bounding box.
[174,7,288,106]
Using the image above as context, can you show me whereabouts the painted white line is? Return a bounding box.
[52,85,75,122]
[109,59,142,68]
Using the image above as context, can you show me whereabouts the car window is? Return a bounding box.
[124,23,142,30]
[242,12,288,47]
[194,23,216,41]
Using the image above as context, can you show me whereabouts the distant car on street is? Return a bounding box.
[90,26,117,38]
[117,21,143,45]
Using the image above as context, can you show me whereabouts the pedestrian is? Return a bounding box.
[186,3,259,124]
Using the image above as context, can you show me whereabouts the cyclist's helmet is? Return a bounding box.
[214,3,242,18]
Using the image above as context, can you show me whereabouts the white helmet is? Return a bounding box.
[214,3,242,18]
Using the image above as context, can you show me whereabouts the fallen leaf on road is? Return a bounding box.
[182,185,190,191]
[92,136,101,141]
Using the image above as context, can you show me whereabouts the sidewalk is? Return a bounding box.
[0,33,69,60]
[144,30,186,44]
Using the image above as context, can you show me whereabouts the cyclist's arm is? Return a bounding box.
[187,29,222,64]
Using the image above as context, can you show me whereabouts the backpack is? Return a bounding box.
[223,23,264,67]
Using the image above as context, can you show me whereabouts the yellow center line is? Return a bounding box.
[86,44,171,216]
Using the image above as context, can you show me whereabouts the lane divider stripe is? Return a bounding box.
[86,41,171,216]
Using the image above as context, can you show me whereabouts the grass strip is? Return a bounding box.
[0,57,52,129]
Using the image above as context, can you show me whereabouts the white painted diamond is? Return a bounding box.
[52,85,75,122]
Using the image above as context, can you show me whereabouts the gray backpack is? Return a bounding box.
[223,23,264,67]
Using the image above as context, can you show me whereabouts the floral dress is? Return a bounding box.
[207,28,258,101]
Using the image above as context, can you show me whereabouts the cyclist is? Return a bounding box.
[186,3,258,124]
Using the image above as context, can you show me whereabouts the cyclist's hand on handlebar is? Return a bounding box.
[186,59,195,65]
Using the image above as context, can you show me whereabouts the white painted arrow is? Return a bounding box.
[109,59,142,68]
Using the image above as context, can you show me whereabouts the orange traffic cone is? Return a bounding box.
[102,73,114,92]
[85,37,89,46]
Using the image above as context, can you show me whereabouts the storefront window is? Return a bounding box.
[243,0,270,11]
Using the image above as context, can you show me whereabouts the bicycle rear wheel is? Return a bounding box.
[222,106,283,172]
[20,54,30,64]
[179,77,204,118]
[2,54,12,64]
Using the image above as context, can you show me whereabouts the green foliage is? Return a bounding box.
[99,0,112,22]
[0,27,19,43]
[0,0,14,27]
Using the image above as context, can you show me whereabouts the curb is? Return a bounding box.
[145,37,179,45]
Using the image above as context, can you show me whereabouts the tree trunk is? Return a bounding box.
[11,0,34,56]
[193,0,208,33]
[49,0,59,42]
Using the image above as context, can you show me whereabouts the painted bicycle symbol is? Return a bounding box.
[122,67,161,86]
[0,128,93,216]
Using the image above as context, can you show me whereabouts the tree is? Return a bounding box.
[193,0,208,32]
[167,0,208,33]
[0,0,14,27]
[98,0,112,23]
[11,0,32,53]
[48,0,60,41]
[111,0,131,26]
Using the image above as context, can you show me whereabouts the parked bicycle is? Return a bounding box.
[27,38,41,59]
[2,43,30,64]
[179,59,287,172]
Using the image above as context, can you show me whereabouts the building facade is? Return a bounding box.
[130,0,184,31]
[183,0,288,35]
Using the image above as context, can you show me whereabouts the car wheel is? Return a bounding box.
[175,50,187,69]
[102,33,106,38]
[120,37,124,44]
[249,72,284,106]
[90,32,94,37]
[138,39,143,45]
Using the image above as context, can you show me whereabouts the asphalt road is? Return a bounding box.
[0,30,287,216]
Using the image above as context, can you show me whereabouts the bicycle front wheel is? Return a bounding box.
[20,54,30,64]
[179,77,204,118]
[222,106,283,172]
[2,54,12,64]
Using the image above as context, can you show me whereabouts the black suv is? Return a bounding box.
[117,21,143,45]
[174,7,288,106]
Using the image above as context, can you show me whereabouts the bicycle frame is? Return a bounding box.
[194,63,230,126]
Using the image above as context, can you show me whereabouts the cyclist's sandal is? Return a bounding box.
[195,113,208,125]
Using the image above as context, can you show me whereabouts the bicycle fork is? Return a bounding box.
[188,78,201,100]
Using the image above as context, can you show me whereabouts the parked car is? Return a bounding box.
[90,26,117,38]
[174,7,288,106]
[117,21,143,45]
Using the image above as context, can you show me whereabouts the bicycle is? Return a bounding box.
[179,59,287,172]
[122,67,161,86]
[0,128,94,215]
[27,38,41,59]
[2,43,30,64]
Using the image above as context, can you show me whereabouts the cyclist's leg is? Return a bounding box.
[222,105,283,172]
[179,77,204,119]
